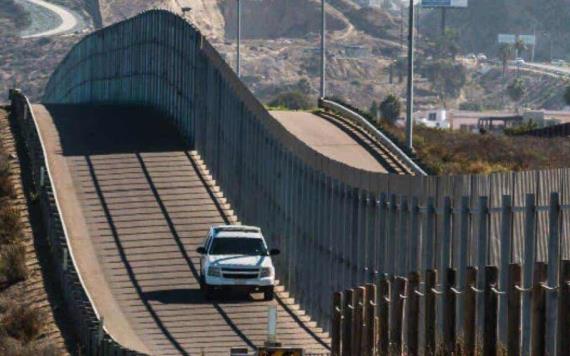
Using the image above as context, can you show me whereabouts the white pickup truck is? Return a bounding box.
[196,225,280,301]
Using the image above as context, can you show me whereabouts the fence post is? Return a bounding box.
[332,292,342,356]
[483,266,498,356]
[522,193,537,355]
[342,289,353,356]
[531,262,547,356]
[365,283,377,356]
[425,269,437,356]
[424,198,436,270]
[547,192,561,356]
[507,263,522,356]
[377,274,390,356]
[352,287,364,356]
[464,266,477,356]
[407,271,420,356]
[499,195,513,345]
[444,268,456,355]
[558,260,570,356]
[390,277,405,354]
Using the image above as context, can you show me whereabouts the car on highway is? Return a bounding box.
[514,58,526,65]
[197,225,280,301]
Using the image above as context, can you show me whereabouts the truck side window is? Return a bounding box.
[205,234,213,252]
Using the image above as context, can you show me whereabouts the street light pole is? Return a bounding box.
[320,0,326,98]
[405,0,415,151]
[236,0,241,77]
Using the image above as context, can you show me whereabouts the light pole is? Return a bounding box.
[320,0,326,98]
[236,0,241,77]
[405,0,415,150]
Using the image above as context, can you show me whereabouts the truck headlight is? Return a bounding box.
[207,266,221,277]
[260,267,273,278]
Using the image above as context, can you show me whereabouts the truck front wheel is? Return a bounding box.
[264,288,274,301]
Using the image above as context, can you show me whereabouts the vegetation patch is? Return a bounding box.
[267,91,314,111]
[379,123,570,175]
[0,108,57,353]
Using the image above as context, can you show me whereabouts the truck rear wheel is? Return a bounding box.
[203,284,213,300]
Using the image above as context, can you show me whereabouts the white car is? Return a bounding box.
[197,225,280,300]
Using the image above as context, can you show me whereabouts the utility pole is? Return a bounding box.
[236,0,241,77]
[320,0,326,98]
[405,0,415,150]
[441,7,446,35]
[531,24,536,62]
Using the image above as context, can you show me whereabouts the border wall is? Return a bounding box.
[41,10,570,354]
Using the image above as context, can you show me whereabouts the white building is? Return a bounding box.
[354,0,383,8]
[416,110,451,129]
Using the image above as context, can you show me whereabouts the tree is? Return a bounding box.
[434,29,460,60]
[423,59,467,107]
[499,44,514,76]
[507,78,525,111]
[379,95,402,124]
[514,38,527,59]
[297,78,312,95]
[268,91,312,110]
[369,101,379,121]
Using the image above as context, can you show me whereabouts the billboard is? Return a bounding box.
[518,34,536,46]
[498,34,536,46]
[421,0,468,8]
[498,34,516,44]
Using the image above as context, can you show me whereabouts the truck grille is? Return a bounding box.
[222,267,259,279]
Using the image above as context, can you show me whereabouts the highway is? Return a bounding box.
[31,104,331,355]
[525,62,570,76]
[20,0,78,38]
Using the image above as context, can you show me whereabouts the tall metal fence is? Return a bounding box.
[41,10,570,354]
[9,90,142,355]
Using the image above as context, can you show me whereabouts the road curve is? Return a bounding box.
[31,104,330,355]
[271,111,389,173]
[21,0,78,38]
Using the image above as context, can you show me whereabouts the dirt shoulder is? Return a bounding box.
[0,107,72,354]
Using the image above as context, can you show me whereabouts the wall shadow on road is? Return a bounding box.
[44,104,188,156]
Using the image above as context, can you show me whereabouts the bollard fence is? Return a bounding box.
[331,261,570,356]
[37,7,570,346]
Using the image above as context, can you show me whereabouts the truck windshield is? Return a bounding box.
[209,238,268,256]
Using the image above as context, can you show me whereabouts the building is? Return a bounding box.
[354,0,383,8]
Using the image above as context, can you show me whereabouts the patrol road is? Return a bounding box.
[271,111,388,173]
[31,104,330,355]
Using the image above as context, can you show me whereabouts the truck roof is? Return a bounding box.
[212,225,262,237]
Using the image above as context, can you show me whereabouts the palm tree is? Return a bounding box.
[499,44,514,76]
[514,38,527,59]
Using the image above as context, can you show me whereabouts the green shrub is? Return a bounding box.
[268,91,313,110]
[379,94,402,124]
[0,243,27,283]
[459,102,483,111]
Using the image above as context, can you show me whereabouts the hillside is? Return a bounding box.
[419,0,570,60]
[3,0,569,112]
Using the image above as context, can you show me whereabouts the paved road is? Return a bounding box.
[32,104,330,355]
[20,0,78,38]
[525,62,570,75]
[271,111,388,173]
